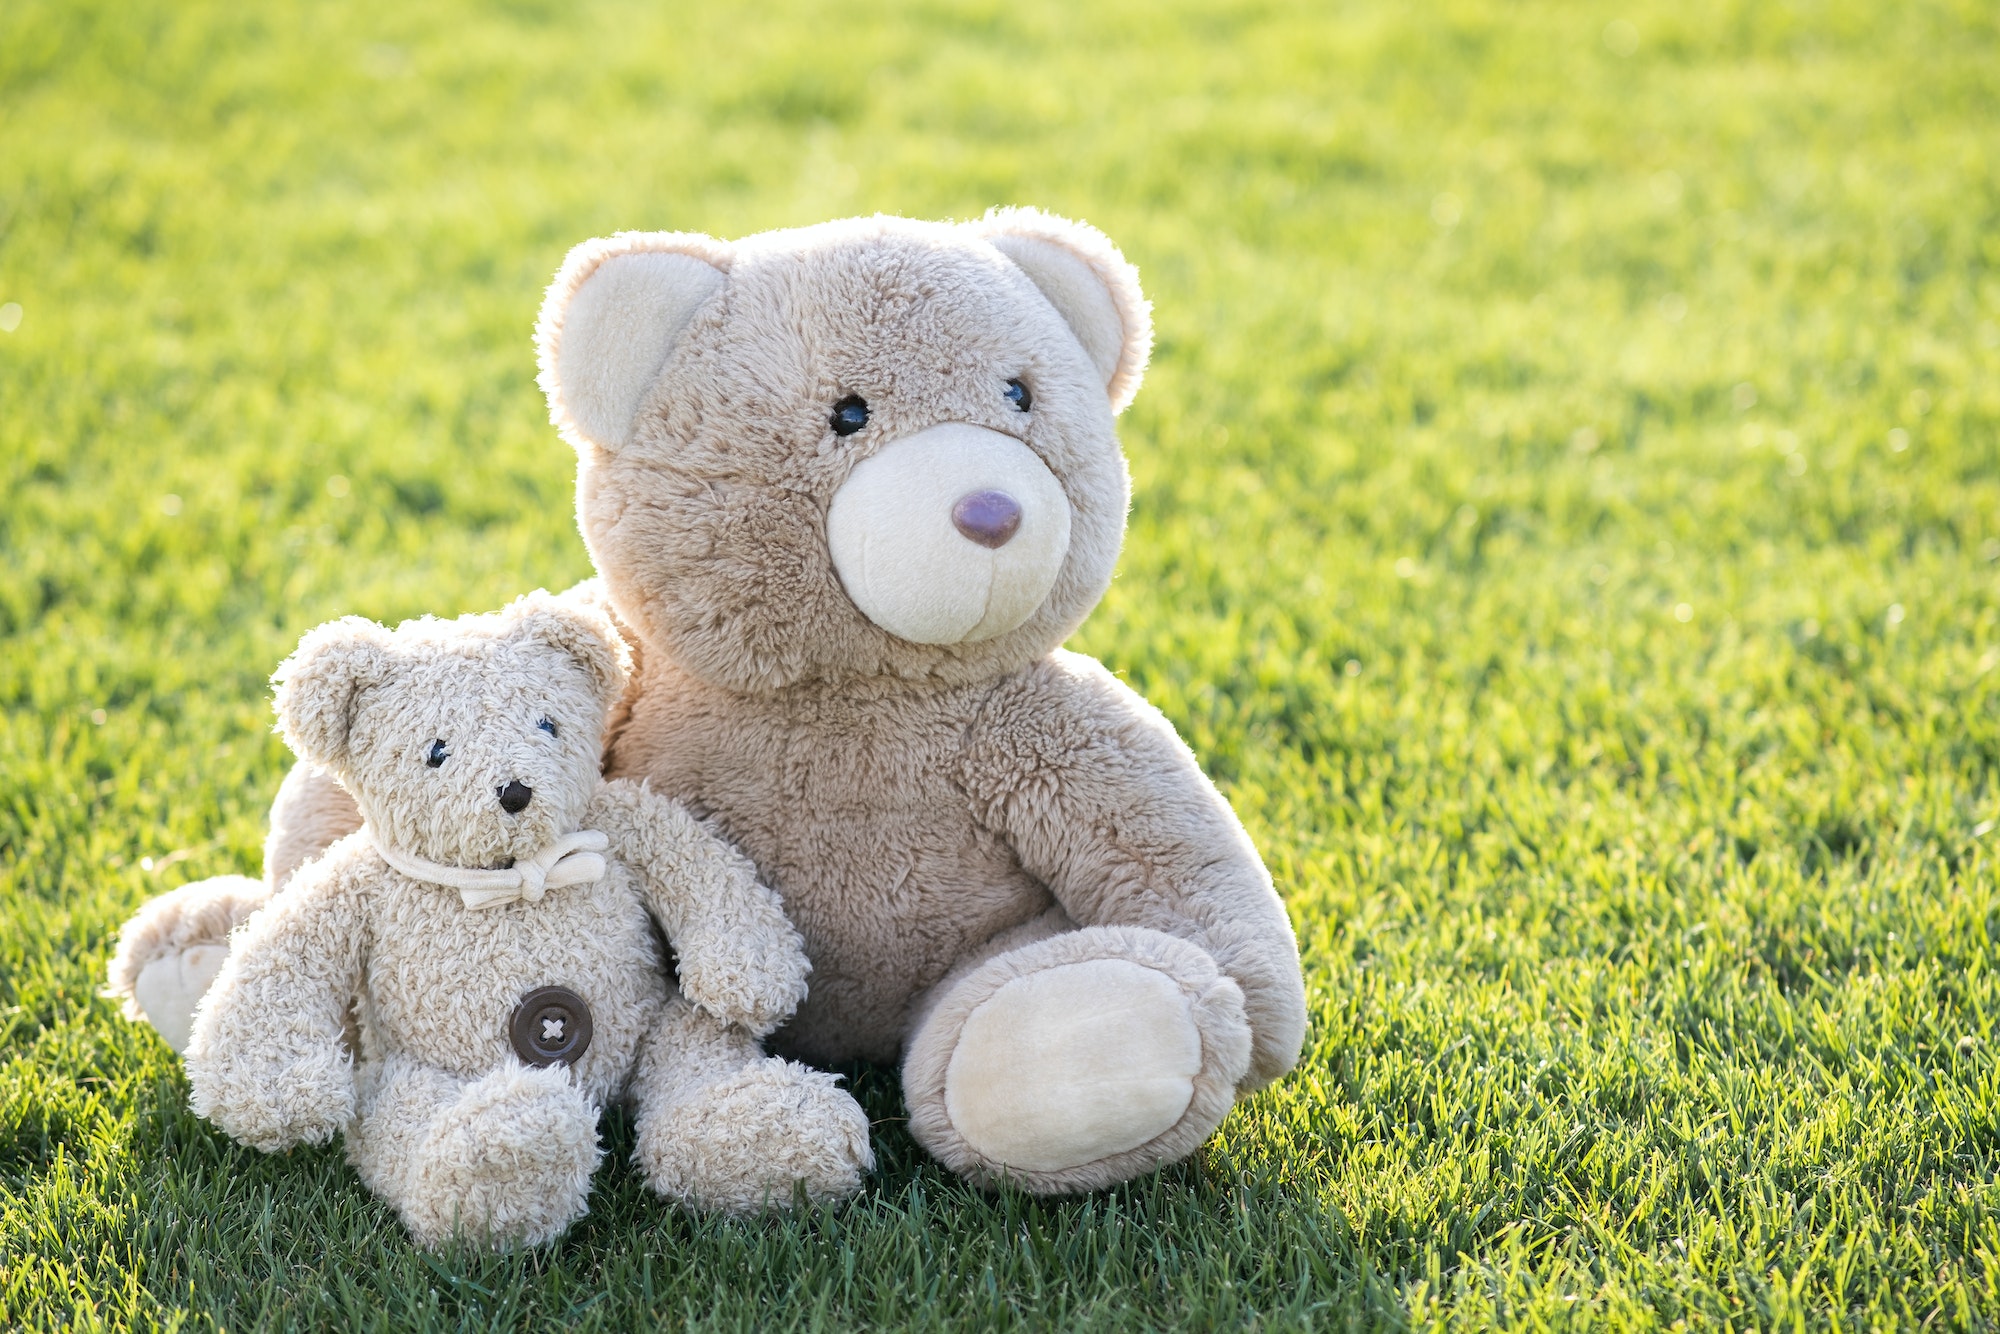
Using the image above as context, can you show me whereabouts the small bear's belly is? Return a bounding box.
[359,867,667,1102]
[611,674,1051,1065]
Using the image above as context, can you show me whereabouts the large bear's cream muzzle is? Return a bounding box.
[826,423,1073,645]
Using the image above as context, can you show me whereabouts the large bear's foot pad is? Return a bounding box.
[405,1064,601,1250]
[637,1059,873,1214]
[104,874,269,1053]
[907,927,1254,1194]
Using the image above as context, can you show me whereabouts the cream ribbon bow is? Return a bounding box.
[372,829,610,911]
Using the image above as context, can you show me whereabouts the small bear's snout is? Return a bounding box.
[497,781,534,814]
[951,489,1023,549]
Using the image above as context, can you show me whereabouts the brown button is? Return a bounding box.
[509,986,593,1068]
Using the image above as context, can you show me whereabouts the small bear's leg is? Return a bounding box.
[346,1054,602,1250]
[630,994,872,1214]
[902,921,1254,1195]
[104,875,269,1053]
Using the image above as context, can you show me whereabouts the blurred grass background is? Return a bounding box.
[5,0,2000,1327]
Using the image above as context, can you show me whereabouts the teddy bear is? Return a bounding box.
[118,592,871,1249]
[112,209,1307,1195]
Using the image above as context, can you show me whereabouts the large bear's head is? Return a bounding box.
[534,211,1152,693]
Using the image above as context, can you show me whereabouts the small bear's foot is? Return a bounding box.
[631,997,872,1214]
[348,1057,602,1250]
[904,926,1253,1194]
[104,874,268,1053]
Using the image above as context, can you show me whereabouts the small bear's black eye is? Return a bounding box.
[1004,378,1032,412]
[829,395,870,436]
[426,739,449,768]
[537,717,559,738]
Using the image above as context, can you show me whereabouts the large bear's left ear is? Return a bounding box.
[535,232,733,451]
[968,208,1154,414]
[503,589,632,710]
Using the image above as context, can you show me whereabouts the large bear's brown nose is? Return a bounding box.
[498,781,533,814]
[951,490,1022,548]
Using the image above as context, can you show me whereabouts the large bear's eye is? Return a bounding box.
[1004,378,1032,412]
[537,717,559,738]
[829,395,869,436]
[426,739,449,768]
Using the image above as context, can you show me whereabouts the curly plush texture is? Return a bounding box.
[182,595,867,1249]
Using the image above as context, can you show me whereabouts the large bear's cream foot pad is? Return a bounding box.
[346,1057,601,1251]
[103,874,269,1054]
[904,926,1252,1194]
[631,997,873,1213]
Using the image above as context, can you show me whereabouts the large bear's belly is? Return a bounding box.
[358,866,667,1102]
[609,670,1050,1065]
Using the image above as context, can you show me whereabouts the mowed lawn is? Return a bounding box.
[5,0,2000,1327]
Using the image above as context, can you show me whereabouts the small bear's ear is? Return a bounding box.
[272,617,393,772]
[969,208,1154,414]
[535,232,733,452]
[504,590,631,709]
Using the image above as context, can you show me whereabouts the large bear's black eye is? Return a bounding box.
[537,717,559,738]
[426,739,449,768]
[1004,378,1032,412]
[829,395,870,436]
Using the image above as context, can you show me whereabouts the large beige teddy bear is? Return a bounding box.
[115,210,1306,1195]
[120,593,870,1248]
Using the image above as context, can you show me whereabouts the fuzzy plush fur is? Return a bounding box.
[178,595,868,1249]
[112,209,1304,1197]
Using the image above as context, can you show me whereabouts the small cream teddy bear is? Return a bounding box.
[151,592,870,1248]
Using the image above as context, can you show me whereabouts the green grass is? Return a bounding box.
[5,0,2000,1326]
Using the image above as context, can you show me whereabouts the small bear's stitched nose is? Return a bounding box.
[951,489,1022,549]
[498,781,533,815]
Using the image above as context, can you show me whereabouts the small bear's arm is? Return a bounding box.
[590,780,809,1037]
[184,834,371,1152]
[955,650,1308,1090]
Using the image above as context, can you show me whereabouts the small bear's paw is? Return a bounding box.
[674,936,812,1037]
[188,1042,355,1154]
[637,1059,871,1214]
[404,1063,601,1250]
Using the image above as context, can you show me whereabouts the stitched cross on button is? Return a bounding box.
[542,1016,566,1042]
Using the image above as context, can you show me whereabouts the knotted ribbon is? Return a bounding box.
[372,829,610,911]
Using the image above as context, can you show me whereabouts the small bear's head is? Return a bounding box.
[535,209,1152,693]
[272,592,629,868]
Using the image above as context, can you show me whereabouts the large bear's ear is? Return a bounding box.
[503,589,631,710]
[272,617,393,772]
[969,208,1154,414]
[534,232,732,451]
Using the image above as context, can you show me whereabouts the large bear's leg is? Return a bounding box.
[345,1053,601,1250]
[901,914,1253,1194]
[630,993,872,1213]
[105,763,359,1051]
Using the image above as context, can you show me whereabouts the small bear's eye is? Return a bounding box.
[537,717,559,739]
[829,395,870,436]
[426,739,449,768]
[1004,378,1032,412]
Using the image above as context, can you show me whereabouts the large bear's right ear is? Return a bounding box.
[534,232,732,451]
[272,616,393,772]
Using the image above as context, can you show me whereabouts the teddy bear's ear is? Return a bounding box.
[535,232,733,452]
[271,617,393,772]
[503,590,632,709]
[969,208,1154,415]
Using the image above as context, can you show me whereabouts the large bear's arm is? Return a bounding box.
[956,650,1307,1089]
[590,780,810,1037]
[184,836,370,1152]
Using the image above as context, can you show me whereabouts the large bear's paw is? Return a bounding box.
[904,926,1253,1194]
[104,874,268,1053]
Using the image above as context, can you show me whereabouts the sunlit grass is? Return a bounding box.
[4,0,2000,1327]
